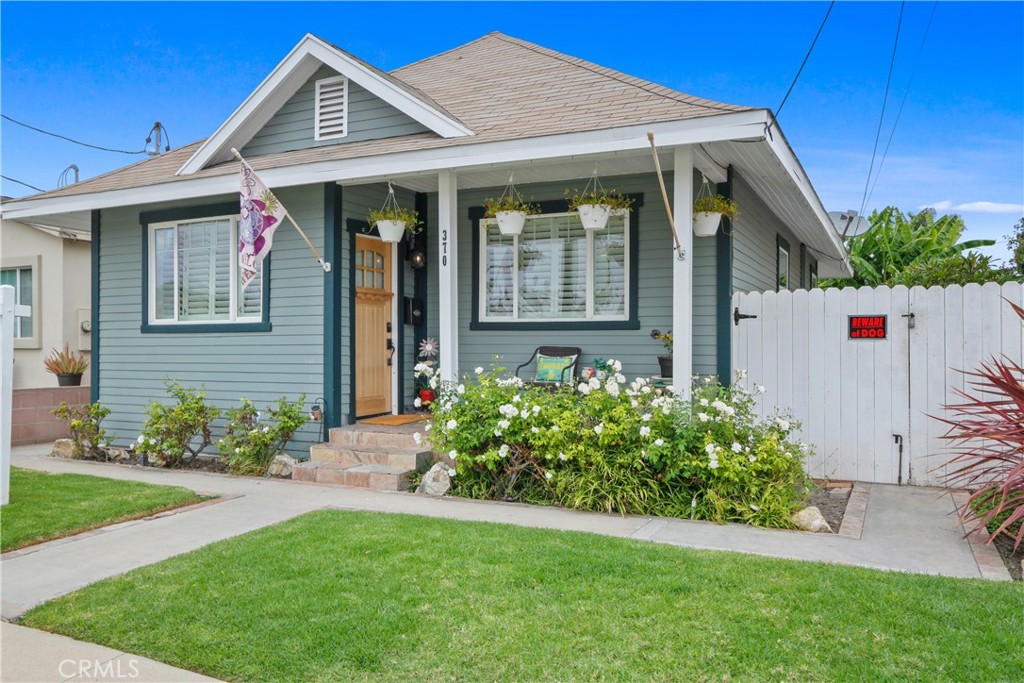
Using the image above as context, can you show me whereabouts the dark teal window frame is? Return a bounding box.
[469,195,643,331]
[140,202,272,334]
[776,234,791,292]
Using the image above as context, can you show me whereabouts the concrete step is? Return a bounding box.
[309,443,431,470]
[292,462,412,492]
[328,425,425,449]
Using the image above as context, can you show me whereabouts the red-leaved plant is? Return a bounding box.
[937,300,1024,551]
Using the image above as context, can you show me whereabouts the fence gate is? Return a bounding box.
[731,282,1024,486]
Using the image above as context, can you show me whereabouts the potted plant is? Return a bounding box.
[566,188,634,230]
[484,194,539,236]
[44,342,89,386]
[368,182,422,243]
[693,195,739,238]
[650,329,673,378]
[414,337,439,408]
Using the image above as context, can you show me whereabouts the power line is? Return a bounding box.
[865,1,938,210]
[1,174,45,193]
[1,114,146,155]
[772,1,836,126]
[858,1,906,219]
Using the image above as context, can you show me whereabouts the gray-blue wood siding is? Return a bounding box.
[731,173,802,294]
[96,186,326,452]
[242,66,430,157]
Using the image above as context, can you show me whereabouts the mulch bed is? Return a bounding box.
[807,483,850,533]
[992,535,1023,581]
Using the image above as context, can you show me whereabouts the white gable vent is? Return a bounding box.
[315,76,348,140]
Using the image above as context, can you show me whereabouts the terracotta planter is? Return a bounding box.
[577,203,611,230]
[375,219,407,243]
[495,210,527,236]
[657,355,673,379]
[57,373,83,387]
[419,389,436,408]
[693,211,722,237]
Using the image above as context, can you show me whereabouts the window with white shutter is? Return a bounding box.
[315,76,348,141]
[479,212,629,322]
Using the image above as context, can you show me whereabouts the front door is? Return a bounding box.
[355,236,393,417]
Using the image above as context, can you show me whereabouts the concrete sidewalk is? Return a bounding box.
[1,443,1009,682]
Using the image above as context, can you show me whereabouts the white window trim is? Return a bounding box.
[478,211,630,323]
[314,75,349,141]
[1,255,41,349]
[147,215,262,325]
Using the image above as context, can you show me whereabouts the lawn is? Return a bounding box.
[21,511,1024,682]
[0,467,203,552]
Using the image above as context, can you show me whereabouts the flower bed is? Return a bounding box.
[422,364,811,528]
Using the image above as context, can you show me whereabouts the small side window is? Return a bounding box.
[777,239,790,291]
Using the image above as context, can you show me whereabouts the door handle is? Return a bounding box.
[386,338,395,366]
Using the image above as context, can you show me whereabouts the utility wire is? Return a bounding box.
[1,174,45,193]
[858,1,906,219]
[865,1,938,210]
[772,1,836,127]
[1,114,146,155]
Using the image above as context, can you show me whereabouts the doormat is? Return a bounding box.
[360,414,426,426]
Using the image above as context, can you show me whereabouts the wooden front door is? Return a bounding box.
[355,236,393,417]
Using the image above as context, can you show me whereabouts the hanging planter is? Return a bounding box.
[368,182,422,244]
[484,173,539,236]
[566,167,634,230]
[692,178,738,238]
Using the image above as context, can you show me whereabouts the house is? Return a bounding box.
[0,32,851,453]
[0,213,92,444]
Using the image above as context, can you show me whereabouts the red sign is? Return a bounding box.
[849,315,887,340]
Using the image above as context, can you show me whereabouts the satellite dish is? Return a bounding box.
[829,210,870,238]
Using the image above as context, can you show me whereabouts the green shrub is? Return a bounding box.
[424,365,810,528]
[218,395,308,475]
[52,401,111,459]
[136,380,221,468]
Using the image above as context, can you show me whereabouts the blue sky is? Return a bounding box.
[2,1,1022,260]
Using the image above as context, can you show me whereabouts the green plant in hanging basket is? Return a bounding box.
[693,195,739,219]
[484,195,540,218]
[367,206,422,235]
[565,188,634,212]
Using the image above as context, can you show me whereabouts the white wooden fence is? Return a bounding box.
[732,282,1024,487]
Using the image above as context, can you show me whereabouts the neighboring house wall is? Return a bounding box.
[430,171,719,379]
[95,187,326,450]
[731,173,803,294]
[1,218,91,389]
[242,66,431,158]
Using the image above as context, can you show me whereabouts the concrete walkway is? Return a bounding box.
[1,442,1010,681]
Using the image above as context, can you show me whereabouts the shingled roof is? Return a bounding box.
[6,32,753,203]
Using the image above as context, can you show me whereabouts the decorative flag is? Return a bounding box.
[238,162,287,289]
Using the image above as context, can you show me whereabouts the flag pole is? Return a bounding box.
[231,148,331,273]
[646,132,685,260]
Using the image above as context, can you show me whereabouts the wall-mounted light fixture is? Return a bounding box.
[409,248,426,270]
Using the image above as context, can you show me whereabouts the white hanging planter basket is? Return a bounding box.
[376,219,407,243]
[577,203,612,230]
[693,211,722,237]
[495,210,528,236]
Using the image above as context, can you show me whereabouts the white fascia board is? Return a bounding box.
[3,111,769,221]
[693,146,728,184]
[177,35,472,176]
[762,120,852,276]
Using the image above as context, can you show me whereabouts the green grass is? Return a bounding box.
[0,467,203,552]
[21,511,1024,682]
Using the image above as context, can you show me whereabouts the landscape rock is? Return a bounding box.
[416,462,454,496]
[267,454,298,478]
[792,506,834,533]
[50,438,76,459]
[103,447,132,463]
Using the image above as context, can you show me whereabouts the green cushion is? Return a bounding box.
[535,354,576,382]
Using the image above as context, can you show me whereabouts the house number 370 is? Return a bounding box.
[441,229,448,267]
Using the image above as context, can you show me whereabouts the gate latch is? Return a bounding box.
[901,312,916,329]
[734,307,758,326]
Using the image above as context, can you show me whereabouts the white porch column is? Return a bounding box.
[437,169,460,382]
[672,146,694,400]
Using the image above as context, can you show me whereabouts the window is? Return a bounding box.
[0,265,33,338]
[315,76,348,140]
[777,237,790,291]
[480,212,628,322]
[148,215,263,325]
[809,259,819,289]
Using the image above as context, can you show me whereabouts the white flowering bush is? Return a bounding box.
[425,363,811,528]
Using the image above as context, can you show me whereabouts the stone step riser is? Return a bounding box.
[328,428,423,450]
[309,445,430,470]
[292,464,410,492]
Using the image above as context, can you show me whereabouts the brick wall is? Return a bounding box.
[11,386,91,446]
